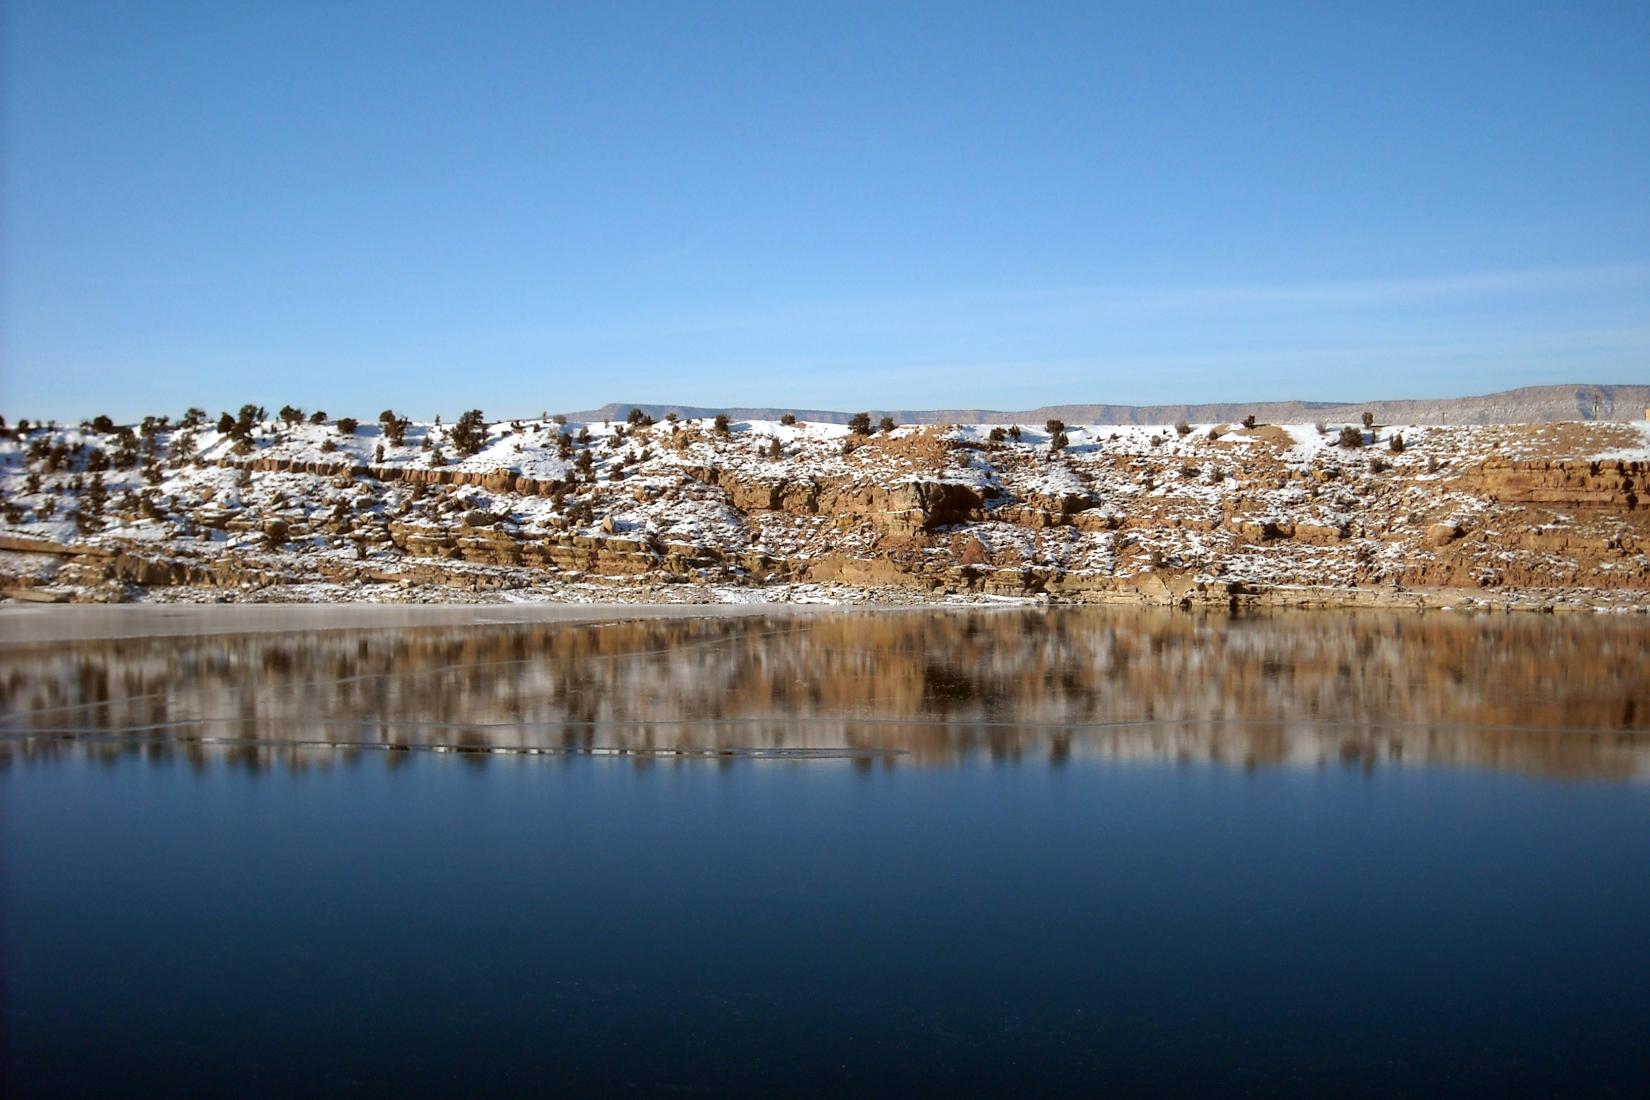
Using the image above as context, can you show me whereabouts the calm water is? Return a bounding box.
[3,609,1648,1095]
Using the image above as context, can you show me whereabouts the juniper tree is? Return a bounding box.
[451,410,487,457]
[112,428,140,469]
[378,411,409,447]
[878,416,896,434]
[848,412,872,435]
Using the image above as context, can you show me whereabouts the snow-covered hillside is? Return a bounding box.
[2,409,1647,608]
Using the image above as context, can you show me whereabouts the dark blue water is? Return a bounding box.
[3,611,1649,1094]
[6,754,1649,1095]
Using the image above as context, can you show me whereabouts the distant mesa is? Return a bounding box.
[565,384,1650,427]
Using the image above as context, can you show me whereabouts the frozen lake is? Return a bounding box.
[3,608,1648,1094]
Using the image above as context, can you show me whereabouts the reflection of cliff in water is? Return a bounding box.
[2,610,1646,778]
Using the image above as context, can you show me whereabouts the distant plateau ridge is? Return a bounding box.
[566,384,1650,427]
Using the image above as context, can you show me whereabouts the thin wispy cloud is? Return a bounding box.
[518,263,1650,346]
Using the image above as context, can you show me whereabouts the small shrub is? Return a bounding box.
[767,437,783,460]
[1369,456,1388,473]
[878,416,896,434]
[1045,418,1066,437]
[451,409,487,457]
[1180,464,1199,479]
[309,410,327,425]
[1388,433,1405,453]
[279,405,304,426]
[1338,425,1364,448]
[1174,420,1191,436]
[1207,427,1220,441]
[713,414,731,435]
[379,410,409,446]
[627,407,645,426]
[848,412,872,436]
[336,417,359,436]
[1361,411,1375,428]
[988,427,1008,443]
[1008,425,1022,441]
[780,413,797,426]
[1242,414,1257,429]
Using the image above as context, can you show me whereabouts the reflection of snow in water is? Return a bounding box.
[2,609,1647,779]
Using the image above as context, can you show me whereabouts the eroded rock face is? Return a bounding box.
[881,480,985,534]
[1468,458,1645,510]
[4,417,1649,604]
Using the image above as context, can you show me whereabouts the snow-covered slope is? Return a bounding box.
[2,411,1647,607]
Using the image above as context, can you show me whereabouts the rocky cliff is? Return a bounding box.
[2,410,1647,608]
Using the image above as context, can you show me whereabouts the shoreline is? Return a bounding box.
[3,581,1645,646]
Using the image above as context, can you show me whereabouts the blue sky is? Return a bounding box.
[3,0,1646,420]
